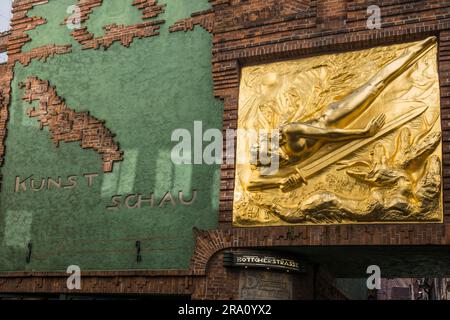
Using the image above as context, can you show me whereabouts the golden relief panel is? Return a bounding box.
[233,37,443,226]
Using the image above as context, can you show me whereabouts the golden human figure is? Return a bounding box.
[248,36,437,192]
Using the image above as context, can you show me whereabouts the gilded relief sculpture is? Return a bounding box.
[233,37,443,226]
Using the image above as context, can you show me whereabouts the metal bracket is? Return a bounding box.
[26,242,32,264]
[135,240,142,263]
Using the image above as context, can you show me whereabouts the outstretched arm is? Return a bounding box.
[282,114,385,142]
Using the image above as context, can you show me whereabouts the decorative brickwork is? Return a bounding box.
[0,31,10,53]
[8,0,72,65]
[20,77,123,173]
[0,64,14,166]
[72,22,164,50]
[68,0,165,50]
[0,270,193,296]
[169,9,215,33]
[16,44,72,66]
[69,0,102,24]
[132,0,166,20]
[169,1,313,35]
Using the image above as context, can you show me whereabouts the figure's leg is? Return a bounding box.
[322,37,436,127]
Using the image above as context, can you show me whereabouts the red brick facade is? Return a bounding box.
[20,77,123,173]
[1,0,450,299]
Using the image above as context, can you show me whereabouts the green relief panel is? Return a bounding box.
[0,0,223,272]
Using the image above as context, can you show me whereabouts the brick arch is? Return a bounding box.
[190,228,227,275]
[65,0,166,50]
[188,226,301,275]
